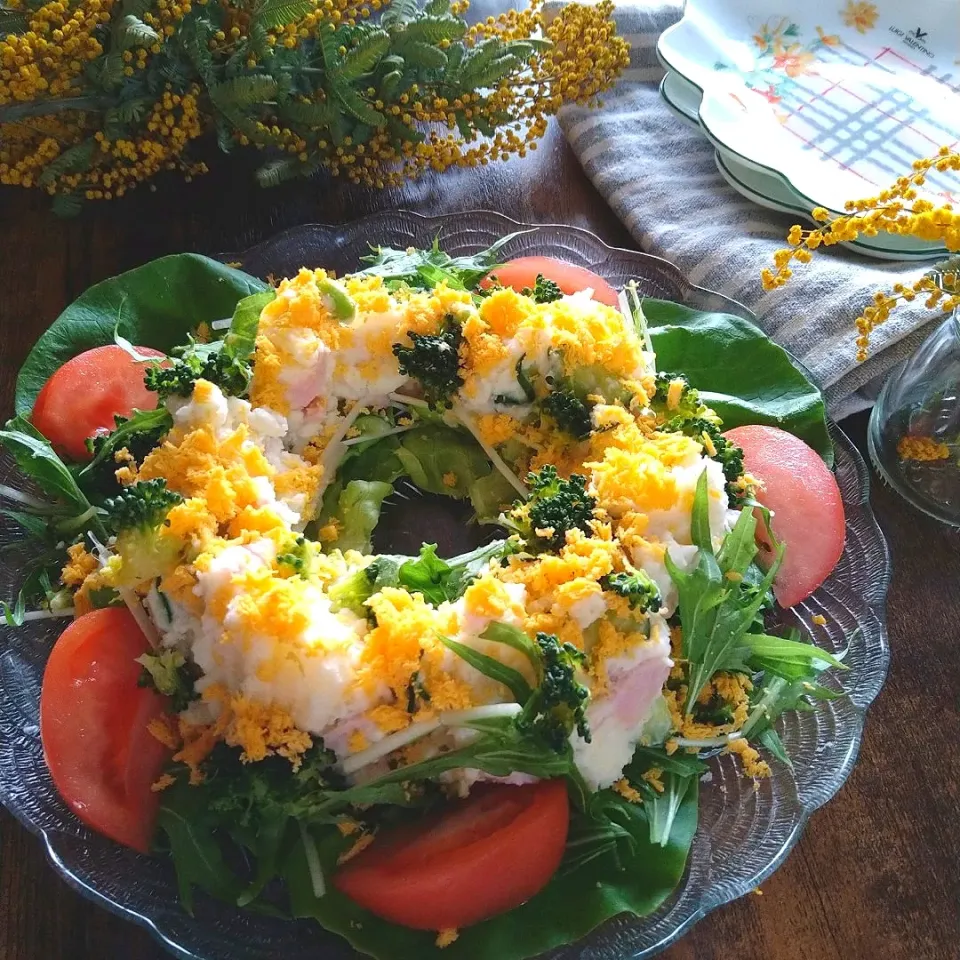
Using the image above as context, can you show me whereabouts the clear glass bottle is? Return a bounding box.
[868,307,960,526]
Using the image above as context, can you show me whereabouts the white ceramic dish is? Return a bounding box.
[661,67,945,259]
[658,0,960,215]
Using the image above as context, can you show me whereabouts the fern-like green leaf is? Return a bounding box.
[350,121,374,144]
[465,53,519,88]
[400,15,466,44]
[39,140,95,188]
[255,0,315,31]
[445,42,465,75]
[210,75,279,108]
[115,97,151,123]
[381,0,419,28]
[248,20,271,57]
[319,25,340,69]
[115,13,159,49]
[379,69,403,100]
[0,10,28,33]
[180,17,215,82]
[279,99,337,128]
[255,156,311,187]
[424,0,448,14]
[98,51,126,88]
[458,38,501,85]
[50,191,83,218]
[333,85,386,126]
[340,29,390,79]
[401,41,447,69]
[387,116,425,145]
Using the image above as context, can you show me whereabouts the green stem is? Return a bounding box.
[0,95,112,124]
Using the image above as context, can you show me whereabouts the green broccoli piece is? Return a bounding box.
[102,479,183,585]
[327,561,380,618]
[520,632,591,751]
[663,415,746,504]
[136,649,199,713]
[648,373,712,422]
[602,566,662,613]
[523,274,563,304]
[392,315,464,408]
[648,374,746,503]
[277,536,317,578]
[540,388,593,441]
[103,478,182,535]
[145,342,250,401]
[505,466,597,551]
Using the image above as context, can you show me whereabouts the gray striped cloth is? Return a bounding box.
[555,1,943,419]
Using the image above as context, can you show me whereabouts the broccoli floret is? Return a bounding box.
[103,478,182,535]
[540,388,593,441]
[649,373,713,422]
[523,274,563,304]
[136,649,199,713]
[602,566,662,613]
[505,466,597,551]
[663,415,746,504]
[102,479,183,585]
[145,342,250,401]
[277,536,316,578]
[520,632,591,751]
[327,562,379,618]
[392,315,464,408]
[648,374,746,503]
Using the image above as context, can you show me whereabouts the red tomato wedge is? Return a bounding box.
[482,256,621,306]
[32,344,165,462]
[40,607,172,854]
[724,425,845,609]
[334,779,570,930]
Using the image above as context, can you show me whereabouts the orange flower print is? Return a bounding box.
[816,26,841,46]
[773,47,817,78]
[841,1,879,34]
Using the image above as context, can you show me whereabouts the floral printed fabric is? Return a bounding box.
[556,0,938,418]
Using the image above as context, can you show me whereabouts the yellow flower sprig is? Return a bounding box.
[761,147,960,360]
[0,0,630,212]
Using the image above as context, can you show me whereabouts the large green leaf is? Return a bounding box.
[643,300,832,465]
[285,782,698,960]
[15,255,268,415]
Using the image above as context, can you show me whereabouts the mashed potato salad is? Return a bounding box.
[0,241,847,959]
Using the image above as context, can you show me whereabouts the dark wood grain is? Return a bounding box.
[2,77,959,960]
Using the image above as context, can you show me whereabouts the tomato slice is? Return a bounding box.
[40,607,172,853]
[334,779,569,929]
[482,256,621,306]
[32,344,165,462]
[724,425,845,609]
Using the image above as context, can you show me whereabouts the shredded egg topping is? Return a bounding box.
[69,269,745,792]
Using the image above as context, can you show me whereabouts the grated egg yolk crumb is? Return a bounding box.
[436,929,459,949]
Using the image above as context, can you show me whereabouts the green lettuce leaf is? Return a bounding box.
[15,254,267,415]
[283,781,697,960]
[643,299,832,465]
[394,424,493,498]
[333,480,394,554]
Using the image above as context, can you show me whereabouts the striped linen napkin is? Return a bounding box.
[555,1,943,419]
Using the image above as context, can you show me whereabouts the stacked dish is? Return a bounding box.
[657,0,960,262]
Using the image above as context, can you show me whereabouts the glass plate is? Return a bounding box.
[0,211,891,960]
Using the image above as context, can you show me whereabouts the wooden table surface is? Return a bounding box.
[2,99,959,960]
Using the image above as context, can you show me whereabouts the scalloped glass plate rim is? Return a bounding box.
[0,211,892,960]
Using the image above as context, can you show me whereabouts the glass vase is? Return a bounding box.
[868,308,960,525]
